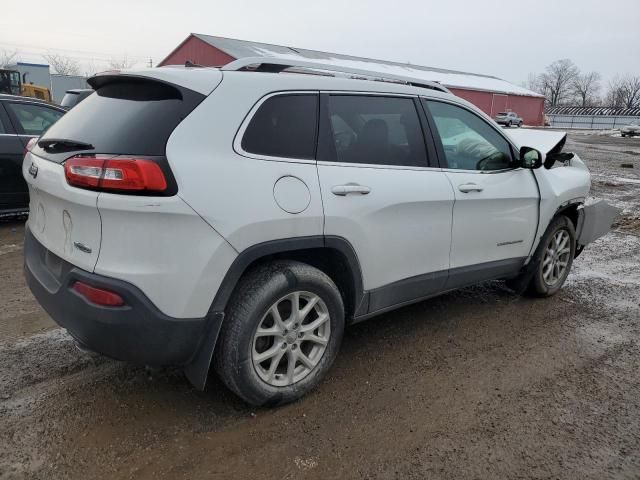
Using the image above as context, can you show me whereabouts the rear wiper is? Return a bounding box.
[37,138,95,153]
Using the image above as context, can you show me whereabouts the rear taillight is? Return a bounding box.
[25,137,38,155]
[72,281,125,307]
[64,156,167,193]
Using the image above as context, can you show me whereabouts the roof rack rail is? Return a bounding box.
[221,56,451,94]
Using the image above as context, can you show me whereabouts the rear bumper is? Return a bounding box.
[24,225,221,369]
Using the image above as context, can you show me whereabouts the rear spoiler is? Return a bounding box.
[88,67,222,96]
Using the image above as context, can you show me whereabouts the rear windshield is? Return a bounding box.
[35,78,204,162]
[497,112,508,116]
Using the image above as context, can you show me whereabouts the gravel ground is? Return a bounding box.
[1,133,639,480]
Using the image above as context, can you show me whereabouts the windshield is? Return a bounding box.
[0,70,21,95]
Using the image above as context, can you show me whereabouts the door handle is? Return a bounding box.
[458,183,483,193]
[331,183,371,196]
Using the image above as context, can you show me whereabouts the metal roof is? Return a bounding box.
[546,106,640,116]
[190,33,543,98]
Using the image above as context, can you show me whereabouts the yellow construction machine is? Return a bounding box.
[0,68,52,101]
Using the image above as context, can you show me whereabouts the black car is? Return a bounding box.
[0,95,66,216]
[60,89,94,110]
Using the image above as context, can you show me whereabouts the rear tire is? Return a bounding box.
[526,216,576,297]
[506,121,512,128]
[214,260,345,406]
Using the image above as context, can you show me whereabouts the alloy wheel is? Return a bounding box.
[542,229,572,286]
[252,291,331,387]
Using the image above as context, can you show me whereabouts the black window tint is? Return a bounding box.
[426,100,514,171]
[36,79,204,163]
[242,94,318,159]
[6,103,64,136]
[325,95,427,167]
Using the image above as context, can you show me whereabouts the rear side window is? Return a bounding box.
[36,79,204,162]
[241,94,318,160]
[322,95,428,167]
[5,102,64,136]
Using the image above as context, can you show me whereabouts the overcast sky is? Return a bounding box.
[1,0,639,84]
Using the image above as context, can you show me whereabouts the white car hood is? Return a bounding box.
[505,129,567,154]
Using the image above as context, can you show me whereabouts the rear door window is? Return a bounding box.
[241,94,318,160]
[5,102,64,136]
[320,95,428,167]
[35,79,204,162]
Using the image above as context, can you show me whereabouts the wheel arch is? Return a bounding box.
[550,199,585,257]
[184,235,365,390]
[210,235,365,317]
[555,201,582,229]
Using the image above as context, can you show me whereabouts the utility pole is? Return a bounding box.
[148,58,153,68]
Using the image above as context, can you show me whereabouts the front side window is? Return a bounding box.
[426,100,515,171]
[241,94,318,160]
[6,103,64,136]
[324,95,428,167]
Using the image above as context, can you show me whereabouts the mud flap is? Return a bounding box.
[577,200,622,246]
[184,312,225,390]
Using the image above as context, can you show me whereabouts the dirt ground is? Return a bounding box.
[1,133,639,480]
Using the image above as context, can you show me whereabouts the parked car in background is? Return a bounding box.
[60,89,94,110]
[0,94,65,216]
[23,60,616,406]
[494,111,523,127]
[621,121,640,137]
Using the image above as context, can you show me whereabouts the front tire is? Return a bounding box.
[527,216,576,297]
[214,261,345,406]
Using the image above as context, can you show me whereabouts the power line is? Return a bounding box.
[0,40,154,62]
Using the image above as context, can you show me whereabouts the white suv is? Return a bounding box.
[23,58,616,406]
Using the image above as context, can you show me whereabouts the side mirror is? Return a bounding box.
[519,146,543,169]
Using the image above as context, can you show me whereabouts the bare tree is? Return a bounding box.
[108,55,137,70]
[83,60,103,77]
[539,59,580,107]
[0,48,19,68]
[521,72,547,96]
[571,71,601,107]
[604,76,623,108]
[43,53,81,76]
[605,75,640,108]
[619,75,640,108]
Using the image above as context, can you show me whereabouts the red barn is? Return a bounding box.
[160,34,545,126]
